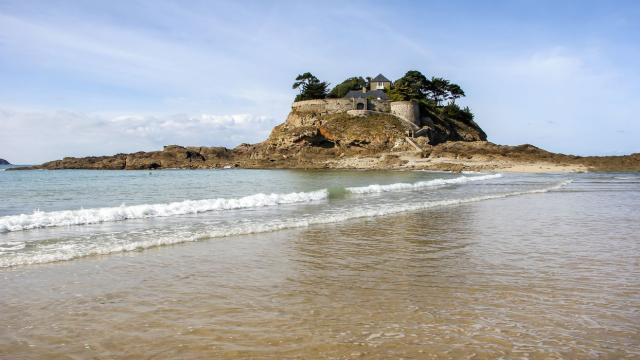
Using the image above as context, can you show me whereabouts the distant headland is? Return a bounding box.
[0,158,10,165]
[13,70,640,172]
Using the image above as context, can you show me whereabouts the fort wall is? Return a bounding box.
[291,98,392,114]
[290,99,421,129]
[291,99,354,115]
[390,101,420,127]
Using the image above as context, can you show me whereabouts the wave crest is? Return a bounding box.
[346,174,503,194]
[0,189,328,233]
[0,180,571,268]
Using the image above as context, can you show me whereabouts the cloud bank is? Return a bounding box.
[0,108,277,164]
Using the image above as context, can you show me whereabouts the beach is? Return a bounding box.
[1,169,639,358]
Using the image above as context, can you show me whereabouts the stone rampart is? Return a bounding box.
[291,98,395,115]
[291,99,354,115]
[390,101,420,127]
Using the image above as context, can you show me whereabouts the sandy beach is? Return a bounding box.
[2,170,639,358]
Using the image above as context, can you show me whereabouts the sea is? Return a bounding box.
[1,165,639,358]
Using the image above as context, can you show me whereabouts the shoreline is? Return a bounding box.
[8,153,635,173]
[10,102,639,173]
[9,142,639,173]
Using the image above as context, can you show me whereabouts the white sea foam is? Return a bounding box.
[346,174,503,194]
[0,174,501,233]
[0,189,329,233]
[0,180,571,268]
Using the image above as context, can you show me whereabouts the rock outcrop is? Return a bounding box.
[12,107,639,172]
[35,145,234,170]
[0,158,9,165]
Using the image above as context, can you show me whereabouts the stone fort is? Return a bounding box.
[291,74,421,130]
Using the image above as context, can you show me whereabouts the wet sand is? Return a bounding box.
[1,182,639,359]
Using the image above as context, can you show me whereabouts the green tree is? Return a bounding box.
[292,72,329,101]
[425,77,451,106]
[327,76,366,98]
[441,103,475,124]
[388,70,430,101]
[446,83,465,104]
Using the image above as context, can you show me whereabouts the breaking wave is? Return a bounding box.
[0,174,503,233]
[0,190,329,233]
[0,180,571,267]
[346,174,503,194]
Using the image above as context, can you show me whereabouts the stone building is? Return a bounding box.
[343,73,392,101]
[290,73,421,129]
[369,74,392,90]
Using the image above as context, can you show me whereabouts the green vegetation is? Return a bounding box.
[327,76,366,98]
[389,70,472,121]
[388,70,430,102]
[291,71,473,123]
[292,73,330,101]
[389,70,466,105]
[445,83,465,104]
[439,103,475,124]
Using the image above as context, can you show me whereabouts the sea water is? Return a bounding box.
[0,168,638,357]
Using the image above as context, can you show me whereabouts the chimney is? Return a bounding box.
[362,86,367,94]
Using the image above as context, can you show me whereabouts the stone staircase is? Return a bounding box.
[404,137,423,152]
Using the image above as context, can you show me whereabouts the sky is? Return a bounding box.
[1,0,639,164]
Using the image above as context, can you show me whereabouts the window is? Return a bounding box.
[378,82,383,88]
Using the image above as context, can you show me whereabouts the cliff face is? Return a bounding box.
[257,102,487,154]
[420,113,487,144]
[262,111,416,154]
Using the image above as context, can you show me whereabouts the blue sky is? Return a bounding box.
[1,0,639,163]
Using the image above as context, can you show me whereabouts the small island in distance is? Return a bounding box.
[15,70,640,172]
[0,158,11,165]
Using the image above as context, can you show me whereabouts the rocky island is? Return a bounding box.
[15,71,640,172]
[0,158,10,165]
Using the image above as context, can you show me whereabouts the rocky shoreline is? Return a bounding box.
[13,107,639,173]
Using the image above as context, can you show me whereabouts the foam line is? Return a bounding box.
[0,180,571,268]
[0,189,329,233]
[346,174,503,194]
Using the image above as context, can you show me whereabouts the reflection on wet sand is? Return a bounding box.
[1,187,639,359]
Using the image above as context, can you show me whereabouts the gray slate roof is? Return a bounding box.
[371,74,391,83]
[344,89,389,100]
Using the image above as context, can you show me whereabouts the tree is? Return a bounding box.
[425,77,451,106]
[441,103,475,124]
[292,72,329,101]
[388,70,430,101]
[327,76,366,98]
[446,83,465,104]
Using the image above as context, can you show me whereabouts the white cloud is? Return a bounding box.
[0,108,278,164]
